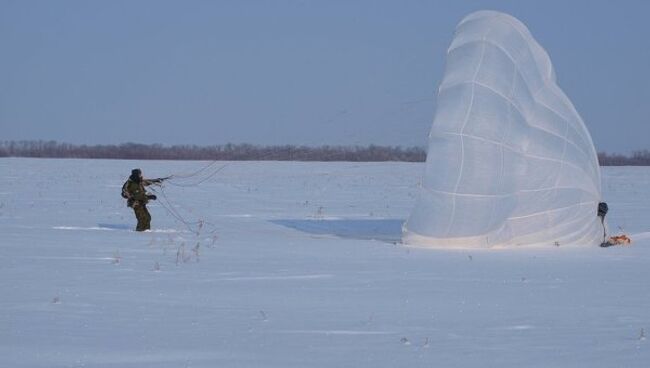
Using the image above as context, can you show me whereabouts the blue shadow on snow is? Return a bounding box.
[97,223,132,230]
[271,218,404,243]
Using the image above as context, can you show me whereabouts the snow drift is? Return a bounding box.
[403,11,603,248]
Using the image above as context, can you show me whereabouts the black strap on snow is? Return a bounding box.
[598,202,609,247]
[598,202,608,218]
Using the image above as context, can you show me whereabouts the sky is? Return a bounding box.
[1,0,649,153]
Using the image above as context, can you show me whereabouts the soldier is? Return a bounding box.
[121,169,163,231]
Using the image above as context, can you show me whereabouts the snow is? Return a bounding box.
[1,158,649,367]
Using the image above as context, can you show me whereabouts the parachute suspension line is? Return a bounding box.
[142,160,231,235]
[167,159,223,179]
[149,185,203,235]
[150,150,309,234]
[149,184,219,236]
[147,185,197,234]
[164,144,337,189]
[165,164,229,188]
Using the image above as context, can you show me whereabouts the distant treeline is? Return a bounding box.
[0,141,426,162]
[597,150,650,166]
[1,141,649,165]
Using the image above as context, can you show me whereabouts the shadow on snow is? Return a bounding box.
[271,218,404,243]
[97,223,132,230]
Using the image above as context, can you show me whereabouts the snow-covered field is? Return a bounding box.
[1,158,649,367]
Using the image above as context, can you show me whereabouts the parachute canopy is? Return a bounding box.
[403,11,603,248]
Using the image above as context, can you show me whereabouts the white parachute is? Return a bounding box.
[403,11,604,248]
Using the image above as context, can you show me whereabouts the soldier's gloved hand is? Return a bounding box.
[147,194,157,200]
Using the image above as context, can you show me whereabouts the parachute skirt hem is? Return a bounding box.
[402,224,603,249]
[402,229,495,249]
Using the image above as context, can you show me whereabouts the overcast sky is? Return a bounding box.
[1,0,648,153]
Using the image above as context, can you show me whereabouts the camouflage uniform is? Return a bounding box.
[123,169,158,231]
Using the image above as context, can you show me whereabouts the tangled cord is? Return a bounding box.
[167,160,222,179]
[145,160,228,235]
[164,164,228,187]
[148,184,219,236]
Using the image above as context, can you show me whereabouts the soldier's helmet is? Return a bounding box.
[130,168,142,181]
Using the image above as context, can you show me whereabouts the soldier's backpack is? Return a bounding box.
[121,180,130,199]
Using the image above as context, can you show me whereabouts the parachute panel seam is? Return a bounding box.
[439,131,596,193]
[445,34,488,237]
[507,200,594,221]
[438,80,592,161]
